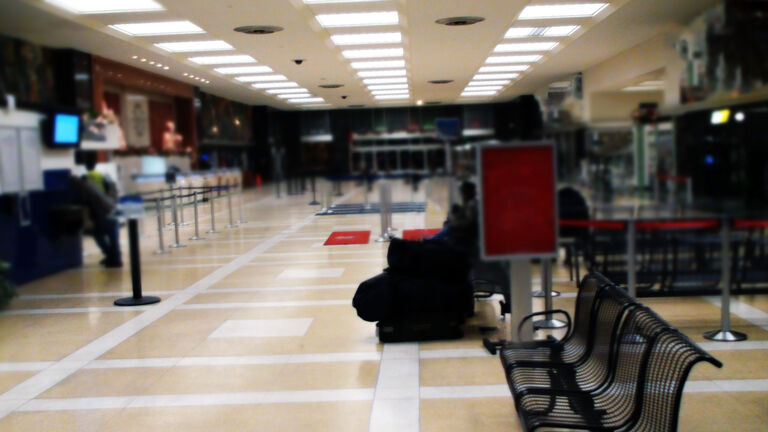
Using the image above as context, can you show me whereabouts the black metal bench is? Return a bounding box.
[501,274,722,431]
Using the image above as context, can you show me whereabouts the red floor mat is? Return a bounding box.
[401,228,441,241]
[324,231,371,246]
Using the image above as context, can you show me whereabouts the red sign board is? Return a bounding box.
[478,143,558,260]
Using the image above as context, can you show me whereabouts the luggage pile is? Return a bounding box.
[353,238,475,342]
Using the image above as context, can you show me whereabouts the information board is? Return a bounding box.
[478,142,558,260]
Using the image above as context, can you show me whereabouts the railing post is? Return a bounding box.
[375,181,393,242]
[626,218,637,297]
[169,192,186,248]
[226,183,238,229]
[178,187,190,227]
[189,191,205,241]
[236,182,247,225]
[309,176,320,205]
[704,218,747,342]
[159,189,171,231]
[114,218,161,307]
[208,187,219,234]
[154,198,170,255]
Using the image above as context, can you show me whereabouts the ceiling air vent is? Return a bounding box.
[319,84,344,89]
[428,79,454,85]
[234,25,284,35]
[348,104,365,108]
[435,16,485,26]
[425,101,442,105]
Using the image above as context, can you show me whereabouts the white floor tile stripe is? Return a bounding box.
[177,300,351,310]
[261,250,385,257]
[86,352,382,369]
[208,284,357,293]
[419,348,492,359]
[369,343,420,432]
[246,258,384,266]
[18,291,181,300]
[0,187,362,419]
[704,296,768,331]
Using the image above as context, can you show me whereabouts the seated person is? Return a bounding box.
[430,181,479,255]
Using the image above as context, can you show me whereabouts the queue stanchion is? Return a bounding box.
[208,187,219,234]
[236,182,247,225]
[704,218,747,342]
[626,218,637,298]
[189,191,205,241]
[375,181,393,242]
[309,176,320,205]
[532,260,561,298]
[226,184,238,229]
[159,190,171,231]
[169,192,186,248]
[153,198,170,255]
[178,187,191,227]
[533,259,567,329]
[386,180,397,234]
[115,197,161,307]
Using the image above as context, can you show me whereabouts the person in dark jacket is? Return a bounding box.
[72,157,122,267]
[430,181,479,255]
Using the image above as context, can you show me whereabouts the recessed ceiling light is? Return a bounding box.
[371,89,410,95]
[518,3,608,20]
[189,55,257,65]
[149,61,155,65]
[486,55,543,64]
[183,73,188,76]
[110,21,204,36]
[462,86,503,91]
[622,86,663,92]
[416,100,424,106]
[478,65,529,73]
[363,77,408,84]
[252,82,300,89]
[215,65,273,74]
[277,93,312,99]
[342,48,404,59]
[494,42,558,52]
[266,88,310,94]
[504,27,537,38]
[235,74,287,82]
[288,98,325,103]
[233,25,284,35]
[543,25,580,36]
[140,58,147,62]
[367,84,409,90]
[357,69,407,78]
[461,91,497,97]
[467,80,510,86]
[331,32,402,46]
[45,0,164,14]
[316,12,399,28]
[163,66,170,70]
[351,60,405,69]
[155,40,234,52]
[473,73,520,80]
[375,94,410,100]
[132,55,138,59]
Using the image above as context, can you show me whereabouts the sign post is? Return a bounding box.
[478,142,558,347]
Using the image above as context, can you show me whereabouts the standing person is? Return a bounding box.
[77,155,122,268]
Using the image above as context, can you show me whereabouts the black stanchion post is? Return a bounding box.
[115,219,161,306]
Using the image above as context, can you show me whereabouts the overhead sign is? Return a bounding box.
[477,142,558,260]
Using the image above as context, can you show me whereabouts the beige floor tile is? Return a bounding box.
[679,392,768,432]
[40,366,172,398]
[0,371,37,394]
[101,401,371,432]
[188,288,356,303]
[0,410,121,432]
[421,357,506,387]
[421,398,520,432]
[689,349,768,380]
[737,294,768,314]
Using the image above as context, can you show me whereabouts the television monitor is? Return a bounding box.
[42,112,82,148]
[141,155,167,175]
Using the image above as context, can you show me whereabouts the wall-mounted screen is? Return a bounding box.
[53,113,80,145]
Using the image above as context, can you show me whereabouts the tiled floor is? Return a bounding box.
[0,180,766,431]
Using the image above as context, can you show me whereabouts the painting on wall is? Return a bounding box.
[122,94,150,147]
[198,91,252,145]
[0,35,56,107]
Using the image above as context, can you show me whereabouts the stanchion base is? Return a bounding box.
[309,200,320,205]
[703,330,747,342]
[533,318,568,329]
[226,224,239,229]
[189,236,206,241]
[169,243,187,248]
[375,234,393,242]
[178,222,191,227]
[154,249,171,255]
[207,230,219,234]
[236,220,248,225]
[114,296,161,306]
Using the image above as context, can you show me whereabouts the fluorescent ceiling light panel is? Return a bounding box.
[277,93,312,99]
[468,80,510,86]
[371,90,410,95]
[305,0,385,3]
[156,40,233,52]
[462,86,503,91]
[461,91,497,97]
[473,73,520,80]
[367,84,409,90]
[505,25,579,38]
[478,65,529,73]
[486,55,542,64]
[342,48,404,59]
[357,69,407,78]
[518,3,608,20]
[215,65,273,74]
[288,98,325,104]
[235,74,287,82]
[375,94,410,100]
[494,42,558,52]
[46,0,164,14]
[639,80,665,87]
[266,88,310,94]
[363,77,408,84]
[351,60,406,69]
[331,32,402,46]
[110,21,203,36]
[622,86,663,92]
[252,82,299,89]
[189,55,257,65]
[316,12,399,28]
